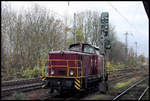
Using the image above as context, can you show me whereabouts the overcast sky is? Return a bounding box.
[2,1,149,58]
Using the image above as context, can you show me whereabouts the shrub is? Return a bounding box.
[23,66,42,79]
[23,68,33,79]
[12,91,30,100]
[106,61,116,71]
[116,62,125,69]
[32,66,42,78]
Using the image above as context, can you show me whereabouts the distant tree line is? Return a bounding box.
[2,3,66,78]
[1,3,146,80]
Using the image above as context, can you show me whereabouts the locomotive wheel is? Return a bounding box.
[98,81,108,94]
[105,73,108,81]
[49,88,54,94]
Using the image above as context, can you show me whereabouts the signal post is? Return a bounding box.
[100,12,110,81]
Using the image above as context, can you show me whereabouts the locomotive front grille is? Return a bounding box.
[58,70,67,76]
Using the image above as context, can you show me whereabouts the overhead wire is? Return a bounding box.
[107,2,144,55]
[107,2,142,38]
[108,3,140,40]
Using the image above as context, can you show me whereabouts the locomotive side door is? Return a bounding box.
[92,54,97,74]
[83,44,96,75]
[95,49,102,75]
[88,46,97,75]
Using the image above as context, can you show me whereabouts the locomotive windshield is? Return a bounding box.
[69,44,81,52]
[83,44,95,54]
[69,46,80,51]
[69,43,100,54]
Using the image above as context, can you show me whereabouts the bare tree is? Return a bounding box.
[1,3,66,77]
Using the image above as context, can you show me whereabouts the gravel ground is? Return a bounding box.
[1,70,148,100]
[81,71,149,100]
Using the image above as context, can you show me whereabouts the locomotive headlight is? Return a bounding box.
[70,70,74,75]
[51,69,54,75]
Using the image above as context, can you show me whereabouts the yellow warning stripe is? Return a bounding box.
[75,78,80,83]
[74,84,80,90]
[42,77,46,81]
[75,81,80,87]
[41,85,46,88]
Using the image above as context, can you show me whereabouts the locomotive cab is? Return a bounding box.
[41,43,108,93]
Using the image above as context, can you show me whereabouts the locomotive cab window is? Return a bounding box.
[96,49,100,55]
[69,46,80,51]
[69,44,81,52]
[83,45,94,54]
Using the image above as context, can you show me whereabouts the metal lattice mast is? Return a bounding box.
[135,41,137,66]
[100,12,109,80]
[124,32,128,66]
[73,13,76,44]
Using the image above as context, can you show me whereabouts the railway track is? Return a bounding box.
[41,70,141,100]
[2,69,147,100]
[2,78,41,87]
[1,78,42,98]
[69,70,148,100]
[112,76,149,100]
[138,86,149,100]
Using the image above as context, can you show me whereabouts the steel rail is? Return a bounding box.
[113,77,149,100]
[36,71,145,100]
[2,83,42,92]
[1,82,42,98]
[138,86,149,100]
[2,78,41,87]
[108,73,135,84]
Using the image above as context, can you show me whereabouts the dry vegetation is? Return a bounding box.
[1,2,147,80]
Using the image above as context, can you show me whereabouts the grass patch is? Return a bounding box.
[136,84,148,88]
[114,78,137,89]
[145,91,149,99]
[108,87,116,94]
[12,91,30,100]
[88,94,105,100]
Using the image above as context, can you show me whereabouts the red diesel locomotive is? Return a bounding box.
[41,43,108,93]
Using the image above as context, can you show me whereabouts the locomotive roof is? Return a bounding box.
[69,43,100,50]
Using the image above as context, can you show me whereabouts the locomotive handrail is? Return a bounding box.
[40,59,83,78]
